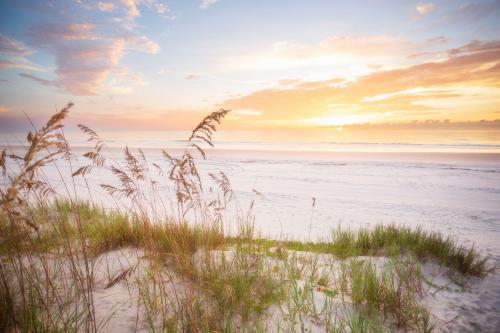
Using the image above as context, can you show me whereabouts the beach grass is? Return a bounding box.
[0,104,491,332]
[246,224,489,277]
[0,200,225,257]
[0,198,486,332]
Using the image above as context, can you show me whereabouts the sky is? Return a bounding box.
[0,0,500,134]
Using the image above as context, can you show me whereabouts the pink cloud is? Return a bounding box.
[0,59,41,71]
[119,0,171,19]
[447,40,500,57]
[0,35,40,71]
[6,0,171,96]
[0,35,32,56]
[54,39,126,95]
[126,35,160,53]
[31,23,97,42]
[1,1,169,96]
[28,23,126,95]
[97,2,115,12]
[26,18,160,95]
[122,0,140,17]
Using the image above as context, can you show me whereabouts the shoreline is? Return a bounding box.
[2,143,500,164]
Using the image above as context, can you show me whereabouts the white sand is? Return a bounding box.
[79,248,499,332]
[2,145,499,331]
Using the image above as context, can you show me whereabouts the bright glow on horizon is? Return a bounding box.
[307,113,386,127]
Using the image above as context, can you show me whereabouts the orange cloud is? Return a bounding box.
[221,40,500,128]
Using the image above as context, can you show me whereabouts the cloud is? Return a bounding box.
[0,35,41,71]
[221,40,500,127]
[19,73,59,87]
[57,40,127,95]
[32,23,98,42]
[367,64,383,70]
[0,105,192,132]
[447,40,500,57]
[142,0,170,15]
[344,119,500,130]
[126,35,160,53]
[229,36,417,72]
[24,10,161,95]
[28,24,128,95]
[122,0,140,17]
[416,3,435,15]
[157,68,171,75]
[454,1,500,22]
[0,106,10,113]
[110,85,133,95]
[120,72,148,84]
[235,109,263,116]
[424,1,500,30]
[200,0,220,9]
[0,59,41,71]
[118,0,172,20]
[97,2,115,12]
[0,35,32,56]
[185,73,208,80]
[0,1,169,95]
[410,40,500,60]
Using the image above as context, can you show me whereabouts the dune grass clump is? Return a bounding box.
[184,244,283,331]
[66,201,225,256]
[251,224,489,277]
[333,225,488,276]
[339,258,432,331]
[0,200,225,258]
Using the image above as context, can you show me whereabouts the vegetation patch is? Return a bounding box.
[0,105,491,332]
[246,224,489,277]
